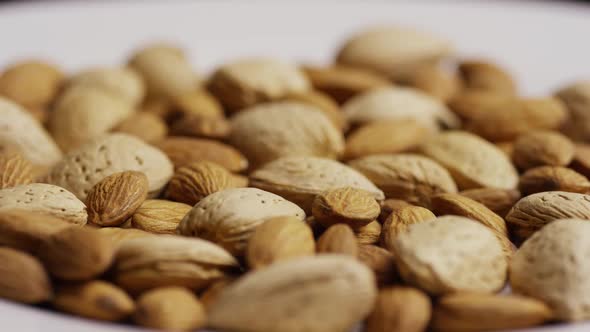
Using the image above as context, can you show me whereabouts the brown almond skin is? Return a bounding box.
[0,60,63,110]
[519,166,590,196]
[358,245,399,287]
[459,188,521,217]
[366,287,432,332]
[170,114,231,139]
[381,205,435,251]
[246,216,315,269]
[404,64,461,102]
[53,281,135,321]
[571,144,590,178]
[38,227,115,280]
[131,199,192,234]
[312,187,381,229]
[354,220,382,245]
[0,210,71,253]
[0,247,52,304]
[448,90,512,121]
[134,287,206,331]
[171,89,224,120]
[165,161,242,206]
[512,130,575,170]
[0,152,34,189]
[316,224,358,257]
[458,60,517,95]
[114,112,168,143]
[378,199,413,223]
[431,293,553,332]
[87,171,149,227]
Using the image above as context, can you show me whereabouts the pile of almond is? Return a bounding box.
[1,25,590,332]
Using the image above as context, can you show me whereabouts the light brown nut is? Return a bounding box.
[302,65,390,103]
[358,245,399,287]
[165,161,243,205]
[0,183,87,225]
[170,114,231,139]
[128,44,198,100]
[571,143,590,178]
[512,130,575,170]
[506,191,590,240]
[134,287,206,331]
[208,58,310,112]
[381,206,436,251]
[46,133,173,200]
[353,220,382,244]
[50,86,135,152]
[113,235,238,294]
[171,89,224,119]
[114,112,167,143]
[250,156,384,213]
[336,26,453,80]
[465,97,568,142]
[420,131,518,190]
[53,280,135,321]
[38,227,114,281]
[0,210,71,253]
[86,171,148,227]
[432,293,552,332]
[0,247,52,304]
[448,90,512,121]
[177,187,305,255]
[312,187,380,228]
[0,97,62,168]
[68,67,145,106]
[344,120,431,160]
[459,188,521,217]
[556,81,590,141]
[97,227,153,248]
[404,64,460,102]
[282,90,348,131]
[392,216,507,295]
[131,199,191,234]
[156,136,248,172]
[366,287,431,332]
[246,216,315,269]
[0,152,34,189]
[200,277,236,309]
[208,255,377,332]
[229,102,344,168]
[0,60,63,109]
[519,166,590,196]
[349,153,458,206]
[458,60,517,95]
[378,199,413,222]
[316,224,358,257]
[510,219,590,321]
[343,87,460,131]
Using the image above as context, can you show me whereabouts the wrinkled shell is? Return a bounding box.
[177,187,305,255]
[132,199,192,234]
[229,102,344,168]
[381,206,436,251]
[312,187,380,228]
[393,216,507,295]
[250,156,384,213]
[512,131,575,170]
[208,255,377,332]
[420,131,518,190]
[511,219,590,321]
[0,152,34,189]
[366,287,431,332]
[46,133,173,200]
[459,188,521,217]
[0,247,52,303]
[68,67,145,106]
[519,166,590,196]
[556,81,590,141]
[316,224,358,257]
[0,183,87,225]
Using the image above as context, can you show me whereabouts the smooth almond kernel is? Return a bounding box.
[381,206,436,251]
[378,199,413,222]
[53,281,135,321]
[87,171,149,227]
[0,152,34,189]
[358,245,399,287]
[0,210,72,253]
[38,227,115,281]
[316,224,358,257]
[283,91,348,132]
[246,216,315,269]
[131,199,192,234]
[366,287,432,332]
[431,293,552,332]
[114,112,167,143]
[134,287,206,331]
[459,188,521,217]
[312,187,380,229]
[354,220,382,245]
[0,247,52,304]
[165,161,242,206]
[458,60,517,95]
[512,130,575,170]
[519,166,590,196]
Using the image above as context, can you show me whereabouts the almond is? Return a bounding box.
[0,247,52,303]
[512,130,575,170]
[0,152,34,189]
[519,166,590,196]
[358,245,399,287]
[53,280,135,321]
[459,187,521,217]
[366,287,431,332]
[381,205,436,251]
[353,220,382,245]
[0,60,63,110]
[133,287,206,331]
[316,224,358,257]
[571,144,590,178]
[0,210,71,253]
[131,199,192,234]
[171,89,224,119]
[97,227,153,248]
[458,60,517,95]
[68,67,145,106]
[170,114,231,139]
[282,90,348,131]
[114,112,167,143]
[448,90,511,121]
[312,187,380,228]
[246,216,315,269]
[87,171,149,227]
[404,64,460,102]
[556,81,590,141]
[378,199,413,222]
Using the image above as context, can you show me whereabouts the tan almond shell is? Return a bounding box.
[519,166,590,196]
[512,130,575,170]
[0,152,34,189]
[208,255,377,332]
[133,287,206,330]
[366,287,431,332]
[131,199,192,235]
[0,247,52,303]
[556,81,590,141]
[68,67,145,106]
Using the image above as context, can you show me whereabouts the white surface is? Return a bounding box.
[1,0,590,331]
